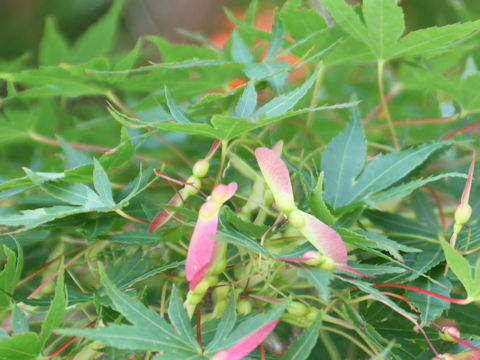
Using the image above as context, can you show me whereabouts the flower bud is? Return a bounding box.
[319,255,336,271]
[237,298,252,314]
[287,301,309,316]
[439,326,460,342]
[276,196,296,214]
[454,203,472,227]
[192,159,209,178]
[303,251,321,266]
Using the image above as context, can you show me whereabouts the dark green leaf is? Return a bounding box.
[322,103,366,209]
[40,259,65,346]
[206,292,237,352]
[280,313,322,360]
[298,267,332,301]
[39,16,70,66]
[93,159,115,206]
[168,286,198,349]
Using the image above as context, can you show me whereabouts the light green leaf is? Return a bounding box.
[0,333,41,360]
[362,0,405,59]
[346,141,451,207]
[234,79,257,118]
[231,30,253,64]
[57,135,92,169]
[280,313,322,360]
[370,173,467,202]
[70,0,125,63]
[147,36,219,62]
[93,159,115,206]
[0,245,22,311]
[440,238,473,295]
[265,10,285,61]
[392,20,480,59]
[40,259,65,346]
[320,0,368,45]
[310,172,335,226]
[321,103,366,209]
[11,306,29,333]
[165,85,192,124]
[298,267,332,302]
[97,264,189,348]
[255,69,317,118]
[57,325,193,352]
[39,16,70,66]
[215,224,273,258]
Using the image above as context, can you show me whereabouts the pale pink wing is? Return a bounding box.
[298,211,348,265]
[298,211,374,277]
[149,193,182,233]
[255,147,294,210]
[460,151,476,207]
[186,201,219,290]
[211,320,278,360]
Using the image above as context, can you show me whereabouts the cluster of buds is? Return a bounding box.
[184,182,237,317]
[281,301,320,328]
[445,152,476,275]
[149,140,221,232]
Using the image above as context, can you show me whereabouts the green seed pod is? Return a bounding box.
[264,189,274,206]
[207,274,219,287]
[237,298,252,315]
[192,159,210,178]
[288,209,305,229]
[214,284,230,301]
[184,176,201,197]
[193,279,209,295]
[454,203,472,226]
[306,308,319,321]
[319,256,336,271]
[287,301,309,316]
[186,291,203,306]
[215,300,227,315]
[210,256,227,275]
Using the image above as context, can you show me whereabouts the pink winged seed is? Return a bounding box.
[186,202,219,290]
[299,211,374,278]
[211,320,279,360]
[148,193,182,233]
[255,147,294,204]
[460,151,476,207]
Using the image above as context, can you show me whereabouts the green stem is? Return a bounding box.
[214,140,228,187]
[306,62,326,128]
[319,330,341,360]
[377,60,399,150]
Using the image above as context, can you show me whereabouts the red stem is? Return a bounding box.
[48,336,77,357]
[444,119,480,140]
[373,283,470,304]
